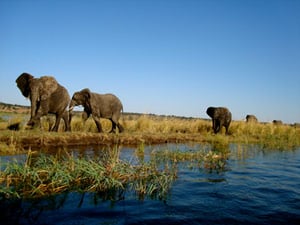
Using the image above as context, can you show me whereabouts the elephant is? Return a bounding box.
[206,106,232,134]
[293,123,300,128]
[246,114,258,123]
[16,72,70,131]
[273,120,283,125]
[69,88,124,133]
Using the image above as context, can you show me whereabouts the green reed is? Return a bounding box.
[0,149,175,200]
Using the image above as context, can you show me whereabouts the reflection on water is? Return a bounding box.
[1,144,300,225]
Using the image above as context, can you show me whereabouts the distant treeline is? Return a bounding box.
[0,102,205,121]
[0,102,30,113]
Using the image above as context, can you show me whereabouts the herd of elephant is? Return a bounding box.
[15,73,278,135]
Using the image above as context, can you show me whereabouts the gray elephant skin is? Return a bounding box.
[206,107,232,134]
[69,88,124,133]
[246,114,258,123]
[16,72,70,131]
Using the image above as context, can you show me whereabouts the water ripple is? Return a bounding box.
[1,145,300,225]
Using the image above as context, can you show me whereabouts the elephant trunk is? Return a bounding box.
[69,99,76,111]
[68,100,76,129]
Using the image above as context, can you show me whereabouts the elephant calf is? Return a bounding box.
[69,88,124,133]
[206,106,232,134]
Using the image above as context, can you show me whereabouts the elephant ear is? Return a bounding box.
[80,88,91,101]
[206,107,215,118]
[16,73,34,98]
[79,88,92,110]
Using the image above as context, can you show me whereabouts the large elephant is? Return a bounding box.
[16,73,70,131]
[246,114,258,123]
[206,106,232,134]
[69,88,124,133]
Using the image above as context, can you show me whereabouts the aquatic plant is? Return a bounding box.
[0,149,175,200]
[150,143,229,173]
[230,121,300,150]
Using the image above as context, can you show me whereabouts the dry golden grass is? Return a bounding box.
[0,112,299,153]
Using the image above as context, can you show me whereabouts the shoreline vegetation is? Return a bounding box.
[0,102,300,200]
[0,102,300,153]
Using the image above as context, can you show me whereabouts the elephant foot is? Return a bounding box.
[109,129,116,134]
[109,126,124,134]
[27,119,40,129]
[50,126,59,132]
[97,128,103,133]
[118,126,124,133]
[27,120,35,126]
[65,127,71,132]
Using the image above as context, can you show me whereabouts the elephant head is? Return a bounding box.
[16,73,70,131]
[69,88,91,111]
[69,88,124,133]
[16,73,58,100]
[206,106,232,134]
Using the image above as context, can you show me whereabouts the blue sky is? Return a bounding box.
[0,0,299,123]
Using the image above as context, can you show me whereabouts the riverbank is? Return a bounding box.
[1,111,300,154]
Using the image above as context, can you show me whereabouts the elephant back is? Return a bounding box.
[88,92,123,114]
[38,76,59,99]
[207,106,231,119]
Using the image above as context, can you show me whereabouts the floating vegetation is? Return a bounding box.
[149,143,229,173]
[0,141,233,201]
[0,149,176,201]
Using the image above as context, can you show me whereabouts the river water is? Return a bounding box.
[1,144,300,225]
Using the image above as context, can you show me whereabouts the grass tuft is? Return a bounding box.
[0,148,176,200]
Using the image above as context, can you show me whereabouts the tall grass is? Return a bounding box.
[0,148,176,200]
[0,113,299,151]
[230,121,300,149]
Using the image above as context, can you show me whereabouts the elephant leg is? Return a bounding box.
[92,115,103,132]
[82,111,89,122]
[47,116,55,131]
[64,118,70,132]
[109,119,117,133]
[69,111,73,126]
[214,120,221,134]
[37,100,49,118]
[51,115,61,132]
[225,124,230,135]
[29,100,49,126]
[117,123,124,133]
[212,119,217,133]
[111,114,123,133]
[62,111,70,131]
[27,117,41,129]
[212,119,215,130]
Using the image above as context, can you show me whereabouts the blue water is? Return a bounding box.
[1,144,300,225]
